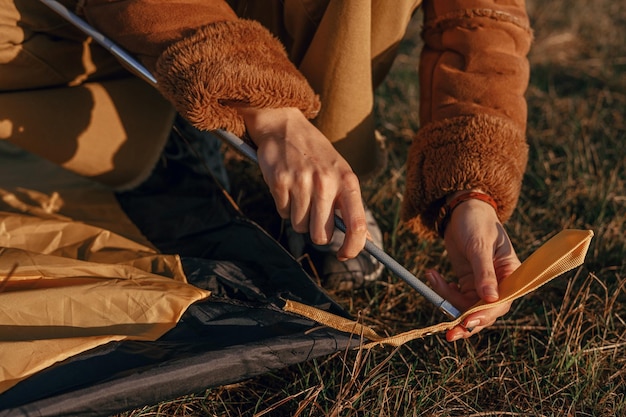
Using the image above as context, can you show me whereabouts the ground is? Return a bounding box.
[121,1,626,415]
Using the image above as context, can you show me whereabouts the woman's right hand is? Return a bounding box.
[236,106,368,261]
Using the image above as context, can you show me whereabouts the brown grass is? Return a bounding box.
[121,0,626,415]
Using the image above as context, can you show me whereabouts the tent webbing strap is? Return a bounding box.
[284,229,594,348]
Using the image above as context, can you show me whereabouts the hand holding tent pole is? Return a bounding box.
[38,0,462,321]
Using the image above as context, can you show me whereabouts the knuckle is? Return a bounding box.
[295,172,312,188]
[270,170,292,190]
[350,218,368,235]
[340,171,361,190]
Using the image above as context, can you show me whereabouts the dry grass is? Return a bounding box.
[121,0,625,415]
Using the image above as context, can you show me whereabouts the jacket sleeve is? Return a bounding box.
[402,0,532,237]
[78,0,320,136]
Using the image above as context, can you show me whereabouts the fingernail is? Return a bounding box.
[465,319,480,329]
[448,334,461,342]
[311,237,328,246]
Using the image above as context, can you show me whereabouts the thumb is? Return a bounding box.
[469,251,499,303]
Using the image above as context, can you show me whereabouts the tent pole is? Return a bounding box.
[38,0,462,321]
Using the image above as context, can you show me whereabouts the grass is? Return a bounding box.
[120,0,625,415]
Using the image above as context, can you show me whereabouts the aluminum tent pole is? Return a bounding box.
[39,0,462,320]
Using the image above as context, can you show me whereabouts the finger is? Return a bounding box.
[287,171,314,233]
[426,270,511,341]
[445,301,511,341]
[289,190,312,234]
[271,188,291,220]
[308,184,336,246]
[469,250,500,303]
[335,182,366,260]
[425,269,476,311]
[264,168,291,219]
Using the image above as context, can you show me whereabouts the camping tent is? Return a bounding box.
[0,140,358,416]
[0,122,595,417]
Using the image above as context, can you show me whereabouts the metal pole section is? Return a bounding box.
[39,0,156,85]
[333,217,460,319]
[39,0,461,321]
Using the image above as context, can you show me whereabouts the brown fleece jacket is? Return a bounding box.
[77,0,531,237]
[155,20,321,137]
[79,0,320,137]
[402,0,532,237]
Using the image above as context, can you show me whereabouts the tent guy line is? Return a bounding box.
[38,0,462,321]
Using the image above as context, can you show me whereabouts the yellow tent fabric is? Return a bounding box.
[0,142,594,395]
[0,144,210,394]
[285,229,594,348]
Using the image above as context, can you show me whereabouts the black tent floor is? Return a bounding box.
[0,146,358,416]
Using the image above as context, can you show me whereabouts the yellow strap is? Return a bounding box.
[284,229,594,348]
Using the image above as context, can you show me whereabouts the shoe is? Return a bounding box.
[163,115,230,191]
[286,206,384,291]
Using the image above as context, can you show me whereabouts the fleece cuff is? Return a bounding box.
[402,114,528,237]
[154,19,320,136]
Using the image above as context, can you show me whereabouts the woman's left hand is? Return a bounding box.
[426,193,521,342]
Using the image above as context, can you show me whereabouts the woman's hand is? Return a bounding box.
[426,193,521,341]
[237,106,367,260]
